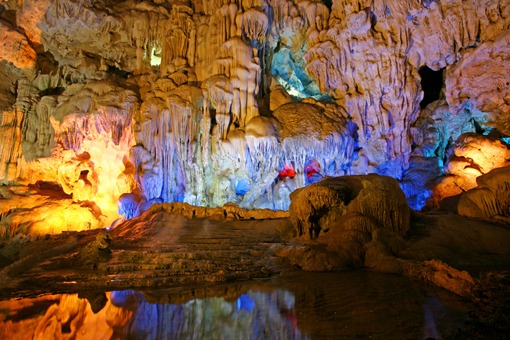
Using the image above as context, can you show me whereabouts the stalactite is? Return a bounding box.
[1,0,509,216]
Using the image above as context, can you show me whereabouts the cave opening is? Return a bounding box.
[419,66,444,109]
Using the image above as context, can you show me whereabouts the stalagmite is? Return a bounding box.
[1,5,510,336]
[0,0,508,231]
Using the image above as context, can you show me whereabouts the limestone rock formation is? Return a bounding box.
[0,18,36,70]
[145,201,290,221]
[456,165,510,223]
[401,100,476,209]
[1,187,510,308]
[0,0,509,232]
[278,174,507,297]
[282,175,410,270]
[446,30,510,135]
[77,230,112,269]
[289,174,410,240]
[0,185,103,237]
[433,133,510,205]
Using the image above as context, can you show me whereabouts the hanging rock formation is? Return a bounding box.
[0,0,509,234]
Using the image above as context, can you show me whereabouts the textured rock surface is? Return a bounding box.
[1,204,510,304]
[77,230,112,269]
[432,133,510,206]
[289,174,410,240]
[456,165,510,223]
[1,3,510,336]
[282,174,412,271]
[0,0,509,226]
[0,211,296,297]
[446,30,510,135]
[0,185,103,237]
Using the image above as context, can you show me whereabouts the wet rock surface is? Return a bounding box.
[0,210,296,299]
[0,205,509,303]
[462,271,510,339]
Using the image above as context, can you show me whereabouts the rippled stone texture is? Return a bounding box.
[0,0,509,219]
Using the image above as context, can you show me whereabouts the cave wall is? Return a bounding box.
[0,0,509,222]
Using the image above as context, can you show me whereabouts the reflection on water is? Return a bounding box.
[107,289,304,339]
[0,271,470,339]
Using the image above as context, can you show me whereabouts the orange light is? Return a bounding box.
[77,133,135,227]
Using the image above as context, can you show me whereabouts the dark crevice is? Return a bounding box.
[61,320,72,334]
[419,66,444,109]
[28,181,71,199]
[40,87,65,97]
[370,12,378,30]
[322,0,332,10]
[107,65,132,78]
[79,170,90,181]
[472,119,485,134]
[37,51,59,74]
[0,7,17,27]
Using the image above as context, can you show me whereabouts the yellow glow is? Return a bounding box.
[433,136,510,206]
[0,293,131,340]
[78,132,135,227]
[150,45,162,66]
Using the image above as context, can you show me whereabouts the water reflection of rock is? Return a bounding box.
[0,286,305,339]
[0,271,475,339]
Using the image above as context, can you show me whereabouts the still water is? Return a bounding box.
[0,270,470,339]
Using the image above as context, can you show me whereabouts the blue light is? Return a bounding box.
[236,293,255,312]
[271,46,326,100]
[235,179,251,196]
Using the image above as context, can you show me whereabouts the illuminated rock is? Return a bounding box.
[457,165,510,223]
[143,201,289,221]
[433,133,510,204]
[0,185,103,237]
[289,174,411,240]
[401,100,476,210]
[0,0,509,234]
[1,198,510,304]
[446,30,510,135]
[447,134,510,179]
[0,20,36,70]
[306,0,509,177]
[57,151,99,202]
[14,0,51,46]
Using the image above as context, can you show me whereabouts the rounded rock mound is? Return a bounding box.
[289,174,411,240]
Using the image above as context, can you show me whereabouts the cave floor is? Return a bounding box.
[402,212,510,275]
[0,214,297,299]
[0,211,509,301]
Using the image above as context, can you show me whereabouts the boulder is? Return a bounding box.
[282,175,411,270]
[457,165,510,224]
[289,174,411,240]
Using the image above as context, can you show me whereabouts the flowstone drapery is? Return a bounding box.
[0,0,509,233]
